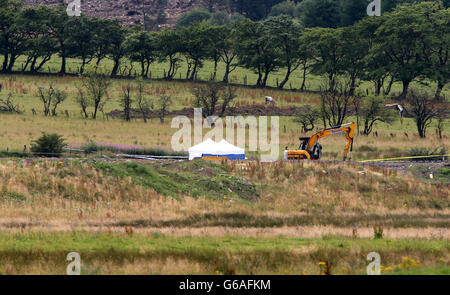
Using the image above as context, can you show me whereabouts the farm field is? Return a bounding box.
[0,159,448,274]
[0,73,448,161]
[0,57,448,276]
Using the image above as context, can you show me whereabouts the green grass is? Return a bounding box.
[4,53,450,96]
[0,231,447,274]
[92,160,258,201]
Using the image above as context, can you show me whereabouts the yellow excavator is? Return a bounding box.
[285,122,355,161]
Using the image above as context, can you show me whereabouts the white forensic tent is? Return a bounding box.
[188,139,245,161]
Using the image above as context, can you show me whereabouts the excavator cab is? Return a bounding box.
[299,137,322,160]
[299,137,309,150]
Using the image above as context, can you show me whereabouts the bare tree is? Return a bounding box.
[359,96,395,136]
[75,87,90,119]
[37,84,67,116]
[81,73,111,119]
[0,93,23,113]
[135,79,152,123]
[158,94,171,123]
[294,105,319,132]
[319,78,352,127]
[120,84,133,122]
[192,82,237,122]
[406,89,446,138]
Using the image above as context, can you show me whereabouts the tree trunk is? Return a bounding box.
[374,79,382,96]
[7,55,16,72]
[80,57,86,74]
[300,64,307,90]
[256,67,262,86]
[416,119,425,138]
[141,60,146,78]
[190,60,198,80]
[399,80,410,99]
[279,64,291,89]
[349,76,356,96]
[213,58,218,81]
[59,56,66,75]
[2,54,8,72]
[111,59,120,77]
[435,80,445,101]
[223,62,230,83]
[261,70,269,87]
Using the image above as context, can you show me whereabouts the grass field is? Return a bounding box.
[1,232,448,275]
[0,61,448,275]
[0,159,448,274]
[0,72,448,161]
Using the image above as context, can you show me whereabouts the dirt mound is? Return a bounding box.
[108,105,307,119]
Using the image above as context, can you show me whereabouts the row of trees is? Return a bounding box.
[183,0,450,26]
[0,1,448,99]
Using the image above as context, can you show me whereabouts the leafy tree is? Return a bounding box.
[269,0,301,18]
[339,0,370,27]
[262,15,303,89]
[176,9,211,28]
[17,5,57,73]
[356,16,392,96]
[124,27,158,78]
[205,24,228,80]
[46,5,71,75]
[31,133,67,157]
[300,0,340,28]
[66,15,96,74]
[91,18,117,71]
[234,19,282,87]
[221,25,239,83]
[419,3,449,100]
[209,11,231,26]
[374,3,429,99]
[156,29,181,80]
[179,22,214,80]
[230,0,285,21]
[340,24,371,95]
[106,21,127,77]
[0,0,25,72]
[301,27,345,90]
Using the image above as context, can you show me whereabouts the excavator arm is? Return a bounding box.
[286,122,355,161]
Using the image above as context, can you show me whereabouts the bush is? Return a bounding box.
[176,9,211,28]
[31,133,67,157]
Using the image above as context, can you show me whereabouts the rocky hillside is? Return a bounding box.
[23,0,202,28]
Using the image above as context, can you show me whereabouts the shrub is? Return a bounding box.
[176,9,211,28]
[31,133,67,157]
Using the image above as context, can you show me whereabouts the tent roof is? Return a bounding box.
[188,139,244,160]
